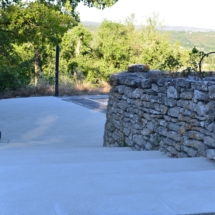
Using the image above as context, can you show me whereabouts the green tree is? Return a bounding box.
[1,2,76,84]
[136,15,171,69]
[0,0,118,91]
[93,20,131,80]
[57,24,93,82]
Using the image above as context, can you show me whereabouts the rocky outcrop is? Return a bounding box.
[104,70,215,160]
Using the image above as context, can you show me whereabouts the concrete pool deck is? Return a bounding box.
[0,96,215,215]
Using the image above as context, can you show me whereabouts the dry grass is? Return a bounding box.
[0,81,111,99]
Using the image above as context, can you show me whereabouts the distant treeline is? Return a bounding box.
[83,22,215,52]
[165,31,215,52]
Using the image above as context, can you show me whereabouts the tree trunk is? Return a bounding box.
[34,48,39,86]
[34,47,42,86]
[75,35,83,56]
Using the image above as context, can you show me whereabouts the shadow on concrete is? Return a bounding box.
[63,98,107,113]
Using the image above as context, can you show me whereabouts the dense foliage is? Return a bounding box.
[0,0,118,91]
[1,0,215,93]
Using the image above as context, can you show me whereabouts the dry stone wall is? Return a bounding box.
[103,71,215,160]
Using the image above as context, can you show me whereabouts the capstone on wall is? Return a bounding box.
[103,71,215,160]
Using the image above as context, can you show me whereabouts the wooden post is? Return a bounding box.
[55,45,60,97]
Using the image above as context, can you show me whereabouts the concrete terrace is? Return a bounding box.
[0,96,215,215]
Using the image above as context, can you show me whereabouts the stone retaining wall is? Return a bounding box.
[103,71,215,159]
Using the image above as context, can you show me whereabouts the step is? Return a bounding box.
[0,157,215,215]
[1,144,214,175]
[0,146,169,166]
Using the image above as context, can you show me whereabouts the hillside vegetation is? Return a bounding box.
[82,22,215,52]
[165,31,215,52]
[1,7,215,97]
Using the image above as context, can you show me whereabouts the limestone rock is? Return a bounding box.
[191,81,209,91]
[128,64,150,73]
[194,90,209,101]
[206,149,215,160]
[168,107,181,118]
[182,146,198,157]
[180,91,193,99]
[167,146,177,155]
[196,102,209,117]
[163,138,174,146]
[204,136,215,148]
[167,122,179,132]
[145,142,153,150]
[167,86,179,99]
[176,79,190,88]
[133,134,146,146]
[165,131,181,142]
[187,131,204,141]
[208,101,215,121]
[209,85,215,99]
[164,98,177,107]
[177,152,189,158]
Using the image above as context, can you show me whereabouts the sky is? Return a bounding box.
[77,0,215,30]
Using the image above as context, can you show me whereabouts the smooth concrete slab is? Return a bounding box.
[0,96,215,215]
[0,158,215,215]
[0,96,105,148]
[0,149,169,165]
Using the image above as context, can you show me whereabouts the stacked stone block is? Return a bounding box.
[103,71,215,159]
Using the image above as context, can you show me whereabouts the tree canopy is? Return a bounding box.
[0,0,118,87]
[0,0,118,40]
[1,1,212,94]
